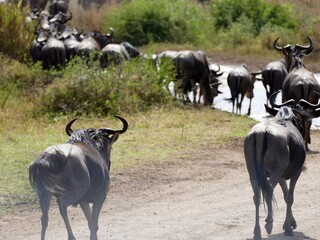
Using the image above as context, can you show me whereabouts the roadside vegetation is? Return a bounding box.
[0,0,318,210]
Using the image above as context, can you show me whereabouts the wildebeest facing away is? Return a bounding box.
[259,37,296,101]
[277,36,320,150]
[29,116,128,240]
[244,90,320,240]
[227,64,261,115]
[100,43,130,67]
[261,59,287,100]
[76,28,114,63]
[173,50,222,106]
[38,32,67,70]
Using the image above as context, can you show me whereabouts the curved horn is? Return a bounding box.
[59,11,72,24]
[299,91,320,109]
[273,37,283,51]
[211,64,220,73]
[269,90,296,108]
[99,115,128,135]
[295,36,313,52]
[114,115,128,133]
[65,118,78,136]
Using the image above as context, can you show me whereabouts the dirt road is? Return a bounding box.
[1,128,320,240]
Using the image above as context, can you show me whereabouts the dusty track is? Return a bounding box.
[1,129,320,240]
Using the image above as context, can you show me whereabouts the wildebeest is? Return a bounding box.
[100,43,131,68]
[37,31,67,70]
[173,50,222,105]
[227,64,261,115]
[121,41,141,58]
[61,29,83,61]
[29,116,128,240]
[244,90,320,240]
[76,28,114,63]
[261,59,287,100]
[260,38,292,101]
[277,36,320,149]
[48,0,68,15]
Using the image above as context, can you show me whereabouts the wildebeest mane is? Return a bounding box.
[67,128,98,149]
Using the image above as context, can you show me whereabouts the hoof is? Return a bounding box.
[265,222,273,234]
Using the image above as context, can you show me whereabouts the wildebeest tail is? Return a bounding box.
[253,132,273,206]
[29,151,67,195]
[225,76,241,102]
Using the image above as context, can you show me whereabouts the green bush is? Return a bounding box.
[218,14,256,47]
[103,0,215,47]
[0,53,49,94]
[40,57,176,117]
[0,2,35,61]
[211,0,297,35]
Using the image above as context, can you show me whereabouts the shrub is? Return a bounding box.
[211,0,297,35]
[40,57,176,117]
[103,0,215,47]
[218,14,256,47]
[0,2,35,61]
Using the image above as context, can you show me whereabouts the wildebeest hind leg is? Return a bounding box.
[252,185,262,240]
[39,191,52,240]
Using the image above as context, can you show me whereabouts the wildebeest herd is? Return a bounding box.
[24,1,320,239]
[28,0,141,70]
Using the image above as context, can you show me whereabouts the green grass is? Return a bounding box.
[0,101,256,212]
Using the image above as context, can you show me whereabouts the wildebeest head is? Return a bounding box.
[66,116,128,148]
[274,37,313,71]
[65,115,128,168]
[121,42,141,58]
[49,0,68,15]
[265,90,320,137]
[209,64,223,97]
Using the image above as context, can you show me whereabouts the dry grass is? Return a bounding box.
[0,99,256,209]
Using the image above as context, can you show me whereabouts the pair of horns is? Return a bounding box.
[274,36,313,54]
[268,90,320,109]
[65,115,128,136]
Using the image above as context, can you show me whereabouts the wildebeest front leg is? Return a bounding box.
[80,202,92,227]
[279,179,296,233]
[187,78,197,104]
[247,98,252,115]
[89,190,107,240]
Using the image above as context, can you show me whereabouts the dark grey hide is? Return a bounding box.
[173,50,221,106]
[227,64,261,115]
[244,91,320,240]
[29,116,128,240]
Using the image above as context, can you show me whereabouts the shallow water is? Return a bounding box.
[213,65,320,129]
[169,64,320,129]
